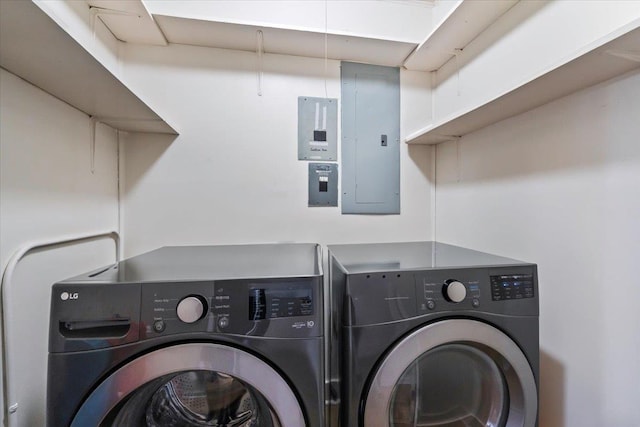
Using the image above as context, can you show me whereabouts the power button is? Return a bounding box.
[153,320,166,333]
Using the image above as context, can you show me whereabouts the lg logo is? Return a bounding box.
[60,292,79,301]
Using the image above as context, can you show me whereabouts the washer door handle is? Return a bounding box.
[60,318,130,337]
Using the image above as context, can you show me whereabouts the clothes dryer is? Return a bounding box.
[47,243,324,427]
[329,241,539,427]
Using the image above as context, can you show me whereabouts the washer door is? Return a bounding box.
[364,319,537,427]
[72,343,305,427]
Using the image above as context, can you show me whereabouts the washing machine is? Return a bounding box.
[328,241,539,427]
[47,243,325,427]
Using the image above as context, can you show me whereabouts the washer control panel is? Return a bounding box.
[249,287,313,320]
[140,277,321,339]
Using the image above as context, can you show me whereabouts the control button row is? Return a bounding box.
[425,298,480,310]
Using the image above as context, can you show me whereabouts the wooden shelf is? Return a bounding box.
[403,0,518,71]
[406,20,640,145]
[75,1,507,71]
[152,15,417,68]
[0,0,178,135]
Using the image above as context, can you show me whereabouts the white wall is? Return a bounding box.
[119,43,433,257]
[435,70,640,426]
[0,69,119,426]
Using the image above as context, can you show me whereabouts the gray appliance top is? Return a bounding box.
[328,241,532,274]
[61,243,322,283]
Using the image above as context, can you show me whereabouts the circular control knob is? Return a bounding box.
[177,296,206,323]
[443,280,467,303]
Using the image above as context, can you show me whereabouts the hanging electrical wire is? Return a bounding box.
[90,116,97,174]
[454,48,462,97]
[324,0,329,99]
[256,30,264,96]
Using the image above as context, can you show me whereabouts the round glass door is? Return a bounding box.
[389,344,508,427]
[102,370,280,426]
[364,319,537,427]
[72,343,305,427]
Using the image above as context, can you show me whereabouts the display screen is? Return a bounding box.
[249,287,313,320]
[490,274,534,301]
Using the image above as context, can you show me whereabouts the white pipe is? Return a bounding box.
[117,131,125,259]
[431,144,437,244]
[1,231,120,426]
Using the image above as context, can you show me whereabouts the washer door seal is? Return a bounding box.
[363,319,537,427]
[72,343,305,427]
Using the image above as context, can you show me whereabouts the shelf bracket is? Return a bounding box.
[89,6,141,19]
[256,30,264,96]
[90,116,99,174]
[90,6,141,41]
[436,135,462,144]
[605,49,640,63]
[453,48,463,96]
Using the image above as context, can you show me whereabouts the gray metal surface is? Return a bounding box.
[308,163,338,207]
[328,241,539,427]
[61,243,322,283]
[341,62,400,214]
[48,243,326,427]
[298,97,337,161]
[329,241,531,274]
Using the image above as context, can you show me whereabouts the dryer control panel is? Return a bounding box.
[345,265,538,326]
[490,274,535,301]
[140,277,322,339]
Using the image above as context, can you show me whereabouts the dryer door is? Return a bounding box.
[364,319,537,427]
[71,343,305,427]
